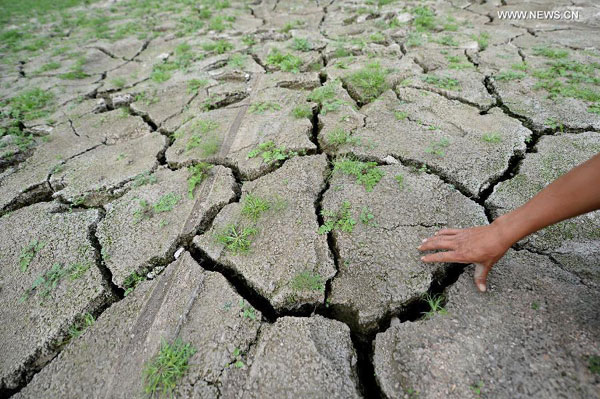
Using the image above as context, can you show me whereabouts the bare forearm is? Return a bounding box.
[493,153,600,245]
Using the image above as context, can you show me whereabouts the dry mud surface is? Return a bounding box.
[1,0,599,398]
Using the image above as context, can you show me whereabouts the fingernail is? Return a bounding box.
[434,231,438,236]
[478,283,486,292]
[420,256,425,261]
[422,238,427,243]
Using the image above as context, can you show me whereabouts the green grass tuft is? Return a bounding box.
[249,101,282,114]
[291,104,312,119]
[241,194,270,221]
[143,339,197,398]
[423,294,448,318]
[319,201,356,234]
[291,271,325,292]
[332,158,384,191]
[422,74,460,90]
[124,271,144,296]
[19,240,45,272]
[247,140,297,165]
[345,62,390,103]
[217,224,258,254]
[187,162,213,199]
[266,49,303,73]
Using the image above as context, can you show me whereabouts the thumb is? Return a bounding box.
[473,263,490,293]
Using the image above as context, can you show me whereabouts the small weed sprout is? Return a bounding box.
[481,132,502,144]
[395,174,405,190]
[247,141,297,165]
[187,162,213,199]
[291,271,325,292]
[217,224,258,254]
[423,294,447,318]
[319,201,357,234]
[124,271,144,296]
[241,194,270,221]
[291,104,312,119]
[394,111,408,120]
[425,138,450,157]
[470,381,484,396]
[19,240,45,272]
[68,312,95,340]
[532,46,569,59]
[472,32,490,50]
[359,207,375,225]
[133,199,153,224]
[239,299,257,320]
[228,54,246,68]
[249,101,282,114]
[333,158,384,191]
[143,339,197,398]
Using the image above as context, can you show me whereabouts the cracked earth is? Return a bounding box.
[1,0,599,398]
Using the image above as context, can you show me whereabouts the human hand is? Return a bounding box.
[417,224,514,292]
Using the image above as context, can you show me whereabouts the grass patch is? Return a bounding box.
[19,240,45,272]
[425,137,450,157]
[247,140,297,165]
[412,6,436,31]
[481,132,502,144]
[472,32,490,50]
[319,201,356,234]
[21,262,89,302]
[395,174,405,190]
[188,79,209,94]
[308,81,347,114]
[124,271,144,296]
[154,193,180,213]
[326,127,360,149]
[533,46,569,59]
[249,101,282,114]
[332,158,384,191]
[291,37,312,52]
[187,162,213,198]
[422,74,460,90]
[186,119,221,156]
[291,104,312,119]
[2,88,54,122]
[359,206,375,225]
[241,194,270,221]
[291,271,325,292]
[345,62,390,103]
[228,53,246,68]
[202,39,233,54]
[217,224,258,254]
[266,49,303,73]
[143,339,197,398]
[495,70,526,81]
[589,355,600,375]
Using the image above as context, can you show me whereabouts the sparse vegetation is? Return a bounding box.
[143,339,197,398]
[422,74,460,90]
[266,49,303,73]
[308,81,347,114]
[21,262,89,302]
[247,140,297,165]
[291,104,312,119]
[202,39,233,54]
[395,174,405,190]
[217,224,258,254]
[533,46,569,59]
[359,207,375,225]
[133,172,158,187]
[249,101,282,114]
[495,70,526,81]
[291,271,325,292]
[481,132,502,144]
[319,201,356,234]
[188,79,209,94]
[589,355,600,375]
[241,194,270,221]
[291,37,312,52]
[332,158,384,191]
[425,137,450,157]
[68,312,95,340]
[19,240,45,272]
[345,62,390,103]
[326,127,360,149]
[124,271,144,296]
[187,162,213,199]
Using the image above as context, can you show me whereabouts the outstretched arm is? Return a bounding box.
[418,153,600,292]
